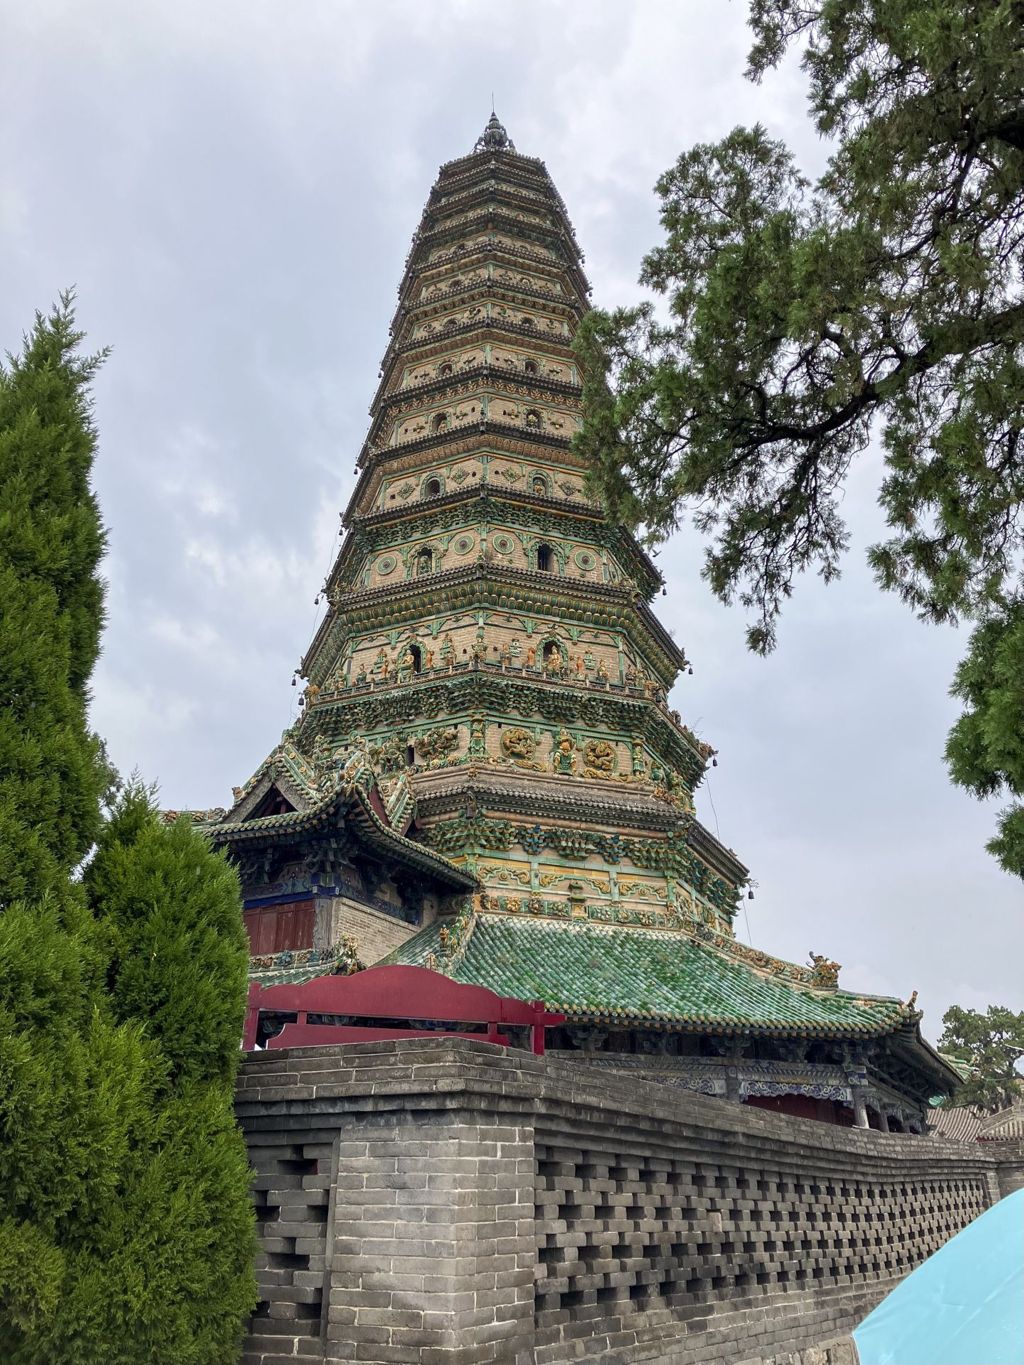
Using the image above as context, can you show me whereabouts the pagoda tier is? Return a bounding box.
[296,113,744,935]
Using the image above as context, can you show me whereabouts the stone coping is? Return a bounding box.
[235,1036,1008,1177]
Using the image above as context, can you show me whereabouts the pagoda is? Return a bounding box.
[204,114,959,1131]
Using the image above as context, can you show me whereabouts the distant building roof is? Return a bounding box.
[926,1104,983,1142]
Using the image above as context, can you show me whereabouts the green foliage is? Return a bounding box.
[86,784,251,1089]
[946,603,1024,874]
[0,302,255,1362]
[83,787,256,1361]
[939,1003,1024,1111]
[575,1,1024,874]
[0,892,162,1362]
[0,294,110,905]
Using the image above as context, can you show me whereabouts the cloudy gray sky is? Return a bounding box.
[3,0,1020,1043]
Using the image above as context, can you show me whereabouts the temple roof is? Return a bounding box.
[381,913,918,1039]
[206,736,476,891]
[927,1097,1024,1142]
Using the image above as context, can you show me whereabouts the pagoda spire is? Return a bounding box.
[473,110,515,153]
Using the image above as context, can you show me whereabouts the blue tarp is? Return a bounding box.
[853,1188,1024,1365]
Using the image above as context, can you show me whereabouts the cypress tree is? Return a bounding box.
[0,296,158,1360]
[0,294,109,905]
[84,785,257,1362]
[0,299,256,1361]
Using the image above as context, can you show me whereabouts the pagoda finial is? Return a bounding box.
[474,110,515,153]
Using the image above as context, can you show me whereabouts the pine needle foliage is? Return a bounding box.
[575,1,1024,876]
[939,1003,1024,1111]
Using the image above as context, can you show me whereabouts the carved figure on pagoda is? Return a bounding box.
[552,727,576,774]
[418,726,460,763]
[469,715,486,757]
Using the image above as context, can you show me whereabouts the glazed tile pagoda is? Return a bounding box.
[205,114,959,1131]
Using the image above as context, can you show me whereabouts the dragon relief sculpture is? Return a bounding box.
[501,726,537,764]
[583,738,616,777]
[417,725,460,764]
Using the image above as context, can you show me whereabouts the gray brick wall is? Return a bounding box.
[235,1039,1022,1365]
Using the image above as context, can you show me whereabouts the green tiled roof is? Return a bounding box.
[249,946,351,987]
[382,915,910,1038]
[937,1051,976,1081]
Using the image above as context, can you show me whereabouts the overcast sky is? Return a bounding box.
[3,0,1020,1043]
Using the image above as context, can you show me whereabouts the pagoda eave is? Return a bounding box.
[300,673,712,789]
[356,419,578,477]
[370,322,583,410]
[410,764,693,831]
[374,364,583,417]
[332,493,662,601]
[305,570,687,685]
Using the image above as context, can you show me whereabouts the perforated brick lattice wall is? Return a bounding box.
[534,1136,990,1350]
[249,1137,332,1348]
[237,1041,1020,1365]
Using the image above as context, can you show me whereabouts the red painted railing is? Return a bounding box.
[243,964,564,1056]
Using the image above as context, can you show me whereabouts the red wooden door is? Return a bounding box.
[244,900,315,953]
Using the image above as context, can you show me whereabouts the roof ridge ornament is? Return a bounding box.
[474,111,515,153]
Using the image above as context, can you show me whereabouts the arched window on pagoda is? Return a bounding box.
[433,412,449,433]
[536,543,554,573]
[521,315,535,328]
[524,359,538,376]
[542,639,561,666]
[531,472,549,497]
[437,362,453,378]
[415,547,434,576]
[525,409,541,429]
[408,643,422,673]
[424,476,442,498]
